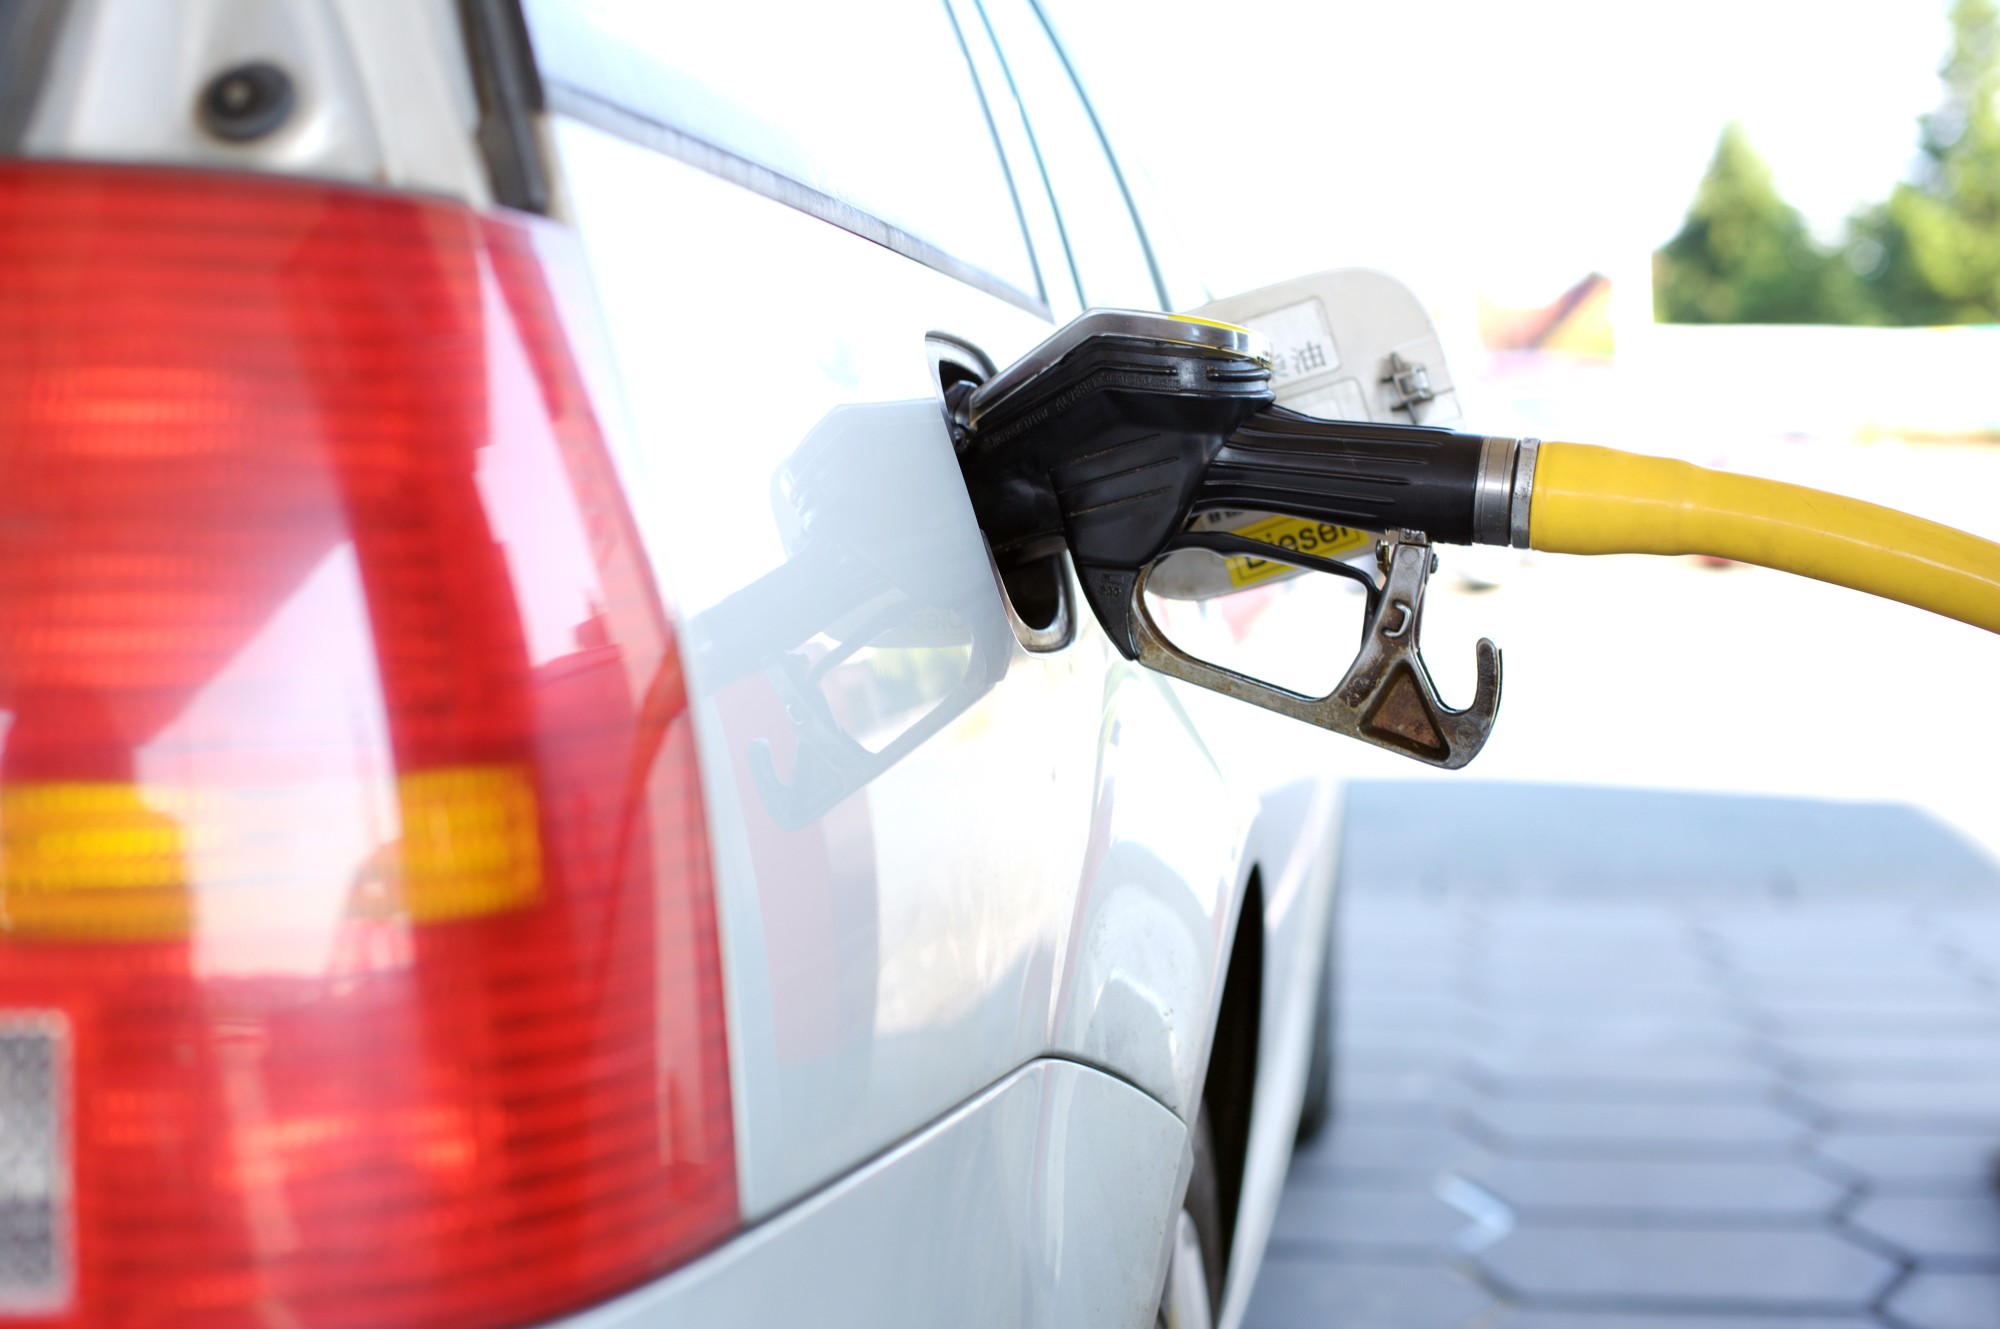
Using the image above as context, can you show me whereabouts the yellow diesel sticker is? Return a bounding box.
[1224,515,1373,588]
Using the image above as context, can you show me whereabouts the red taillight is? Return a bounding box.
[0,163,736,1328]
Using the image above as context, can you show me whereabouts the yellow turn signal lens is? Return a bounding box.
[0,764,542,941]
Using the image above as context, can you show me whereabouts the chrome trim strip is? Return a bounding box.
[1509,437,1541,550]
[1472,435,1516,547]
[543,84,1052,320]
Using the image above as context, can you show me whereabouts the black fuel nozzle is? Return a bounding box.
[955,310,1535,768]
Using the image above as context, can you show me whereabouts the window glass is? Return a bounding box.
[978,0,1162,309]
[525,0,1039,301]
[950,0,1081,318]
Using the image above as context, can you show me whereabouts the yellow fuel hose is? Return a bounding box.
[1528,442,2000,635]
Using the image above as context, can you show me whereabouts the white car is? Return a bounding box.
[0,3,1341,1327]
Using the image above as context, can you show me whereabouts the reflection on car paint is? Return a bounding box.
[691,402,1013,830]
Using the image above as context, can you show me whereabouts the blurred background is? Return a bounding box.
[1056,0,2000,866]
[1038,9,2000,1322]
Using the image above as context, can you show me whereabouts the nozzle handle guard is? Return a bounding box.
[1132,531,1501,769]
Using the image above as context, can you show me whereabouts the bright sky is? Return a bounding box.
[1052,0,1954,308]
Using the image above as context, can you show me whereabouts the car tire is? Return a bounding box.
[1293,915,1336,1145]
[1157,1112,1224,1329]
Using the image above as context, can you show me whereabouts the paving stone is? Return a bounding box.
[1884,1270,2000,1329]
[1343,901,1472,946]
[1703,901,1933,940]
[1745,1005,2000,1035]
[1268,1178,1478,1255]
[1343,1042,1482,1080]
[1788,1076,2000,1128]
[1712,919,1937,942]
[1474,1048,1765,1077]
[1718,944,1953,976]
[1343,1047,1465,1076]
[1344,991,1480,1019]
[1709,920,1939,949]
[1470,1049,1778,1101]
[1772,1034,2000,1081]
[1813,1129,2000,1190]
[1471,1078,1781,1105]
[1479,950,1713,979]
[1290,1123,1484,1180]
[1470,985,1733,1021]
[1342,1028,1487,1062]
[1474,957,1712,983]
[1342,996,1485,1040]
[1476,1016,1758,1056]
[1242,1253,1495,1329]
[1499,1313,1874,1329]
[1482,914,1702,937]
[1727,972,1994,1005]
[1482,917,1707,945]
[1770,1025,2000,1051]
[1476,942,1712,973]
[1849,1192,2000,1266]
[1936,932,2000,964]
[1475,1223,1899,1311]
[1474,970,1720,994]
[1341,958,1469,989]
[1715,945,1957,982]
[1457,1155,1847,1220]
[1472,948,1704,980]
[1337,1068,1469,1121]
[1334,1100,1461,1127]
[1480,898,1695,930]
[1929,912,2000,963]
[1468,1099,1805,1155]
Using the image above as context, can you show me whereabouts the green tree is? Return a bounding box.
[1851,0,2000,324]
[1654,123,1850,324]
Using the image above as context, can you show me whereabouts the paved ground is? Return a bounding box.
[1245,781,2000,1329]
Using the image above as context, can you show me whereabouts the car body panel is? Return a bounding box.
[21,0,488,201]
[547,1058,1187,1329]
[544,116,1263,1219]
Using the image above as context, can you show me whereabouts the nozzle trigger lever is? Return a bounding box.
[1130,530,1501,769]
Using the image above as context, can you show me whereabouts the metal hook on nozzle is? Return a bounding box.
[1130,530,1501,769]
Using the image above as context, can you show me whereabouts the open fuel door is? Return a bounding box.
[1149,269,1463,600]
